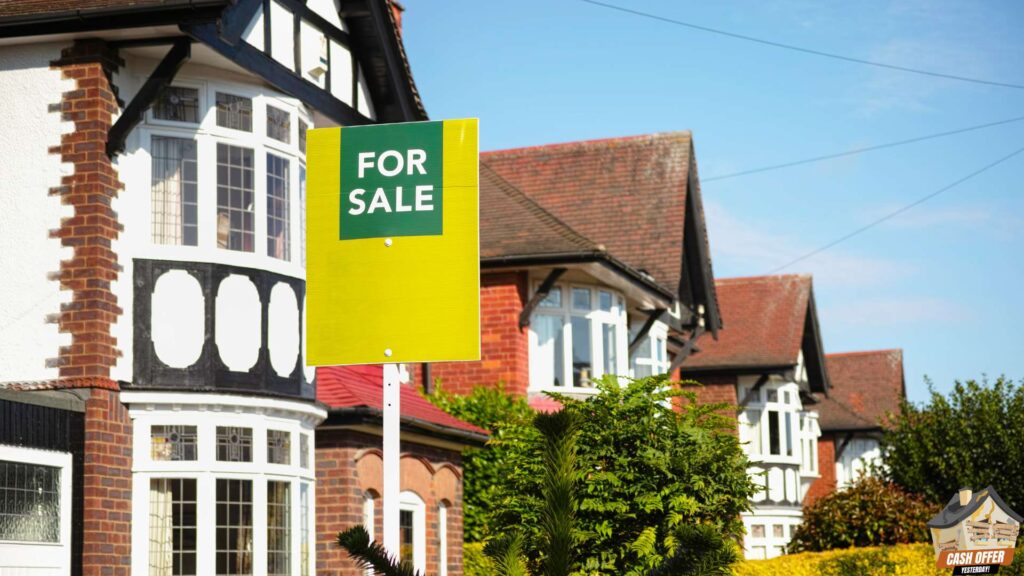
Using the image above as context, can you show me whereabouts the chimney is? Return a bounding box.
[389,0,405,37]
[959,488,972,507]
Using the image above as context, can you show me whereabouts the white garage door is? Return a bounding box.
[0,446,72,576]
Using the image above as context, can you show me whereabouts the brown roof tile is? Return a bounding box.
[683,274,813,370]
[482,132,693,297]
[817,349,905,432]
[0,0,217,19]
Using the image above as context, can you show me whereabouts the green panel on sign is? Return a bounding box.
[339,121,444,239]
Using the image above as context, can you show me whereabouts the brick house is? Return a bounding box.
[0,1,486,575]
[679,274,831,560]
[411,132,724,405]
[805,349,906,505]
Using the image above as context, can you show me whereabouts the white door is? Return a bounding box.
[0,446,72,576]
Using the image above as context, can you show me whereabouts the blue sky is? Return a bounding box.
[401,0,1024,403]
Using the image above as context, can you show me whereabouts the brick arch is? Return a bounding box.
[400,454,434,497]
[355,449,383,495]
[433,463,460,504]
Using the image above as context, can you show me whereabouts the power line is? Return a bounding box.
[767,143,1024,273]
[581,0,1024,91]
[704,115,1024,182]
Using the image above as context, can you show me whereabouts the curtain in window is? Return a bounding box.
[149,481,174,576]
[151,137,198,246]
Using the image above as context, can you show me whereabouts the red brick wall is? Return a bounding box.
[805,433,837,505]
[679,373,738,432]
[49,39,124,386]
[414,272,530,396]
[82,388,132,576]
[316,430,465,576]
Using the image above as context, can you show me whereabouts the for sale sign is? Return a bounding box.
[306,119,480,365]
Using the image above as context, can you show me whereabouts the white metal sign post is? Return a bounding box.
[382,362,402,556]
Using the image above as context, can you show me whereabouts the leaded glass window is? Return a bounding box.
[216,93,252,132]
[151,136,198,246]
[216,427,253,463]
[298,120,308,154]
[266,153,290,260]
[267,430,291,465]
[149,478,197,576]
[216,479,253,575]
[299,434,309,469]
[0,460,60,542]
[267,481,291,576]
[151,425,198,461]
[300,483,311,576]
[267,106,291,143]
[153,86,200,123]
[399,509,414,565]
[216,144,255,252]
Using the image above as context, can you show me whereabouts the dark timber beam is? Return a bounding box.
[106,38,191,157]
[182,21,373,127]
[666,324,705,374]
[738,373,772,408]
[834,432,855,461]
[219,0,263,45]
[628,309,666,355]
[518,268,566,330]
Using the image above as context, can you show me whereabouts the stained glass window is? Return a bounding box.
[267,430,291,465]
[151,425,198,461]
[216,479,253,575]
[0,460,60,542]
[153,86,200,123]
[267,106,291,143]
[216,93,252,132]
[216,427,253,463]
[298,120,308,154]
[299,434,309,469]
[267,481,291,575]
[149,478,197,576]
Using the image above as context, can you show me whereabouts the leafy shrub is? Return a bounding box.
[883,377,1024,513]
[789,476,933,552]
[488,375,756,575]
[463,542,492,576]
[734,543,1024,576]
[428,383,536,542]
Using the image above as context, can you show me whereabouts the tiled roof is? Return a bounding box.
[683,275,812,370]
[0,0,225,19]
[316,365,487,436]
[480,165,599,259]
[816,350,905,432]
[482,132,694,297]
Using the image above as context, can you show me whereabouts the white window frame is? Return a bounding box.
[629,321,669,378]
[362,492,375,576]
[437,502,448,576]
[0,445,73,574]
[528,282,628,392]
[398,491,426,575]
[125,393,323,576]
[739,381,804,466]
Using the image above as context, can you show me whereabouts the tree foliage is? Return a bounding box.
[486,375,756,575]
[788,476,933,553]
[337,525,422,576]
[882,377,1024,512]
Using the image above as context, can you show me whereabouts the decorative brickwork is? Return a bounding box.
[805,433,837,505]
[48,39,124,385]
[82,388,132,576]
[415,272,531,396]
[316,430,465,576]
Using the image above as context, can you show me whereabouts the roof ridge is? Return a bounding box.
[827,349,903,358]
[482,131,692,157]
[715,273,812,284]
[480,164,598,251]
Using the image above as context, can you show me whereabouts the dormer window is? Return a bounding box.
[529,283,628,390]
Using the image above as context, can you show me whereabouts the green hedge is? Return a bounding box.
[733,543,1024,576]
[464,542,492,576]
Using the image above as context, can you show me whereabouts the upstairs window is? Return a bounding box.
[630,328,669,378]
[153,86,200,123]
[266,153,291,260]
[151,136,198,246]
[216,144,255,252]
[216,92,253,132]
[267,106,291,143]
[530,283,627,390]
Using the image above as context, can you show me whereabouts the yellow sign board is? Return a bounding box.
[306,119,480,365]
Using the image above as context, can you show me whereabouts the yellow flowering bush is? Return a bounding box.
[731,543,945,576]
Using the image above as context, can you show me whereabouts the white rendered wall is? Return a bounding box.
[0,42,74,384]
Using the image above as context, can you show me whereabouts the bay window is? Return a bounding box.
[529,283,628,390]
[630,322,669,378]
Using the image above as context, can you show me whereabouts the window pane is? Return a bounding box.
[571,316,592,386]
[153,86,199,123]
[598,290,613,312]
[751,524,765,539]
[746,410,762,455]
[151,425,198,461]
[267,481,291,576]
[299,433,310,469]
[216,479,253,575]
[539,286,561,308]
[266,105,291,143]
[216,427,253,462]
[767,389,778,403]
[267,430,291,465]
[217,144,255,252]
[655,337,665,363]
[572,288,591,310]
[300,484,311,576]
[635,335,651,358]
[602,323,617,376]
[773,524,784,538]
[152,136,198,246]
[399,510,414,565]
[633,363,652,378]
[0,460,60,542]
[298,120,308,154]
[216,93,252,131]
[150,478,197,576]
[785,412,793,456]
[299,166,307,268]
[535,315,564,386]
[768,411,780,455]
[267,153,291,260]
